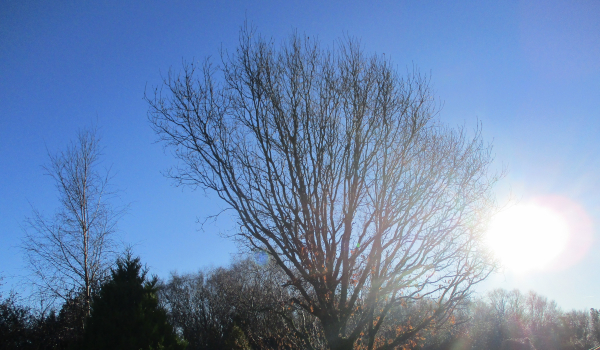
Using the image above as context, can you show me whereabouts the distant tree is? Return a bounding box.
[160,258,324,349]
[0,289,89,350]
[448,289,600,350]
[525,291,561,350]
[559,310,598,350]
[22,127,124,317]
[501,338,536,350]
[29,296,87,350]
[148,24,500,350]
[0,293,33,349]
[80,254,186,350]
[591,308,600,344]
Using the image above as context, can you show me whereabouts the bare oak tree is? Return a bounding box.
[147,26,500,350]
[22,128,122,317]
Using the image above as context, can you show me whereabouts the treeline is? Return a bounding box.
[3,256,598,350]
[0,254,185,350]
[158,260,600,350]
[433,289,600,350]
[0,291,85,349]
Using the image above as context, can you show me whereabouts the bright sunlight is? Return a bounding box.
[486,202,570,274]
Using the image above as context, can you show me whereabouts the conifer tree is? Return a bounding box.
[81,254,186,350]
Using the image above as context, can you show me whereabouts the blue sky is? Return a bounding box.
[1,0,599,310]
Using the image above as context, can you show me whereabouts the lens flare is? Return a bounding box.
[254,250,269,266]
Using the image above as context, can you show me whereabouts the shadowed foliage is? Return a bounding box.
[80,254,186,350]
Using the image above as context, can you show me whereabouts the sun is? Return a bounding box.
[485,202,570,273]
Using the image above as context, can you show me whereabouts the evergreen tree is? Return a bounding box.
[223,324,251,350]
[0,294,32,350]
[80,254,186,350]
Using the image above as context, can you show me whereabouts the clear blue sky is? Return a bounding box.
[1,0,599,310]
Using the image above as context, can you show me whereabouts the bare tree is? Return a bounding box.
[147,25,500,350]
[22,128,123,317]
[160,258,326,349]
[592,309,600,345]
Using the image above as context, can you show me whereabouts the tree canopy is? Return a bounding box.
[147,25,500,350]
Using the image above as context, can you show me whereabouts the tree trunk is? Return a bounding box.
[324,322,354,350]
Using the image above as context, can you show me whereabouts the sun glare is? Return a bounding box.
[486,202,570,273]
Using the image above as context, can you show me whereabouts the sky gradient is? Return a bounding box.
[1,0,599,310]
